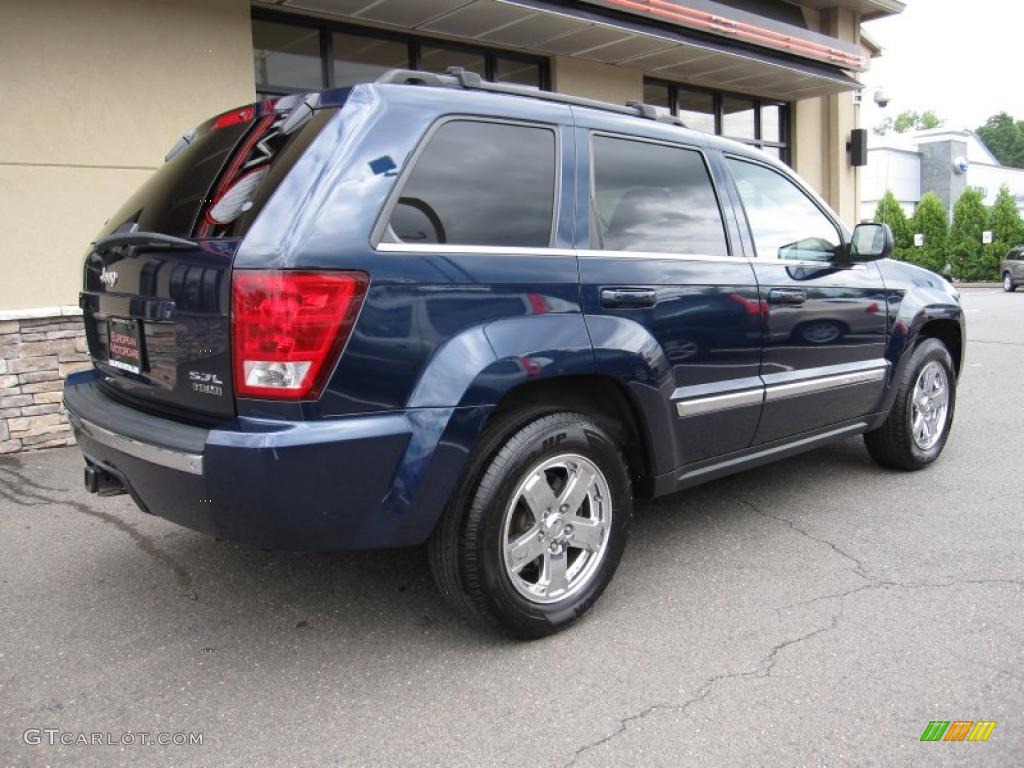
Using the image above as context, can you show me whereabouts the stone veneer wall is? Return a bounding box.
[0,307,91,453]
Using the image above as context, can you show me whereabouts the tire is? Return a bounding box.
[864,338,956,471]
[1004,272,1017,292]
[428,409,632,639]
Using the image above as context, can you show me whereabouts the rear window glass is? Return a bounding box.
[385,120,556,248]
[590,136,728,256]
[98,105,336,240]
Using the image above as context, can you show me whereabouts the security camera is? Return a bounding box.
[873,89,891,109]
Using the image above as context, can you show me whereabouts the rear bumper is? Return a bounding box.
[64,369,483,551]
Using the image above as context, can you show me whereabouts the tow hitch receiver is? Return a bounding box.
[83,464,126,496]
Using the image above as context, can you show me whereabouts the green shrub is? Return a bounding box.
[986,185,1024,277]
[910,192,949,273]
[949,188,989,280]
[873,190,913,261]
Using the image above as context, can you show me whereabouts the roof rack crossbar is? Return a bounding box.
[374,67,687,129]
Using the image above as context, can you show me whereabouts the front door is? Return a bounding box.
[724,156,889,444]
[575,121,763,470]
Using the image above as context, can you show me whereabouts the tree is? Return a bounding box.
[873,190,912,260]
[910,192,949,273]
[976,112,1024,168]
[985,184,1024,278]
[874,109,944,136]
[949,188,988,280]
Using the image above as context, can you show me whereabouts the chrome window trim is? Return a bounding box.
[67,410,203,475]
[374,243,576,257]
[374,243,869,267]
[373,243,753,263]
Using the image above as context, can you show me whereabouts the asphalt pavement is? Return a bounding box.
[1,287,1021,767]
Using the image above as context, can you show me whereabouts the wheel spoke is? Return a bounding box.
[520,472,558,522]
[559,463,596,516]
[543,551,570,596]
[507,529,546,573]
[567,516,605,552]
[914,412,928,443]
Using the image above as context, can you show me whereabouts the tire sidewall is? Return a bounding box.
[472,417,632,636]
[902,340,957,466]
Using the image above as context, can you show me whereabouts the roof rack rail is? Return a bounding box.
[375,67,688,129]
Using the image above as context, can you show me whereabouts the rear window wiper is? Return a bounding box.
[92,231,197,251]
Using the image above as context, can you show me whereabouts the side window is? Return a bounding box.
[386,120,555,248]
[727,158,842,262]
[590,136,728,256]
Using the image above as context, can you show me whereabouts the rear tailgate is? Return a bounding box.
[81,235,238,420]
[79,97,339,421]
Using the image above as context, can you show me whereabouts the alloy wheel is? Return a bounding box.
[501,454,612,604]
[911,361,950,450]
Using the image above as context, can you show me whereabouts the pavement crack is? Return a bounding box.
[0,455,198,602]
[564,613,843,767]
[969,339,1024,347]
[722,491,870,580]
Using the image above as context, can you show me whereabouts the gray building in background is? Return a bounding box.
[862,128,1024,222]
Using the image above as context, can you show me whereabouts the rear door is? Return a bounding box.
[723,155,889,444]
[79,102,335,420]
[574,117,763,469]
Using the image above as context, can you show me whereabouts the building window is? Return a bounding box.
[253,20,324,91]
[644,78,791,164]
[253,9,548,96]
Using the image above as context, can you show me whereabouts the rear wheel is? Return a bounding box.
[1004,272,1017,292]
[429,410,632,639]
[864,338,956,470]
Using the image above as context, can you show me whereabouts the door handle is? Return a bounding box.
[600,287,658,309]
[768,288,807,306]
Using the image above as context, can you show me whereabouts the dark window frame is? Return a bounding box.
[252,7,550,95]
[644,77,791,165]
[587,131,733,258]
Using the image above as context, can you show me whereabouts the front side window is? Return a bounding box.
[727,159,842,262]
[590,136,728,256]
[386,121,555,248]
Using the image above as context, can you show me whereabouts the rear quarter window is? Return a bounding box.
[383,119,556,248]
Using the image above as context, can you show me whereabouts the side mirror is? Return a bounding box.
[850,222,894,261]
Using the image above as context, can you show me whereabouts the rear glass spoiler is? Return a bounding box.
[92,232,197,251]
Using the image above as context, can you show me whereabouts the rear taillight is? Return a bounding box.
[231,271,368,399]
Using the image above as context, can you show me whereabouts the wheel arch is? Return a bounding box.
[485,374,658,497]
[917,317,963,376]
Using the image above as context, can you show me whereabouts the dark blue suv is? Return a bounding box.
[66,70,965,638]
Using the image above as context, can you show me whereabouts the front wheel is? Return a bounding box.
[1004,272,1017,292]
[864,338,956,470]
[429,410,632,639]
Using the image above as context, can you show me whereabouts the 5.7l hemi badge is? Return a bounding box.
[190,371,224,396]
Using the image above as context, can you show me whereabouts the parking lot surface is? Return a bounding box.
[1,287,1021,767]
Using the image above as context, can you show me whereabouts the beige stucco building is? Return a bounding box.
[0,0,903,452]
